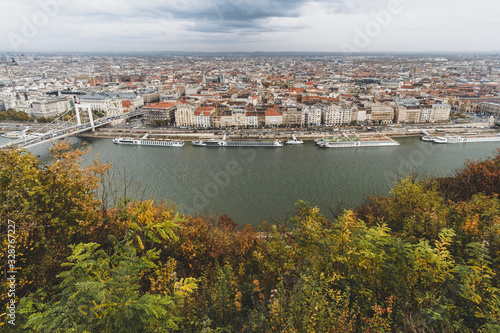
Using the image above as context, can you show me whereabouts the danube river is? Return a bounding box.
[4,136,499,225]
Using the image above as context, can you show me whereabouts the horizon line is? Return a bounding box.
[2,50,500,56]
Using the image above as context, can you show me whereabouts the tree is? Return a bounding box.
[435,151,500,202]
[18,196,196,333]
[0,110,33,122]
[357,177,449,241]
[452,242,500,330]
[0,142,110,313]
[20,237,196,332]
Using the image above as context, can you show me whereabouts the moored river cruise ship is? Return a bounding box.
[316,135,400,148]
[192,133,283,147]
[423,134,500,144]
[113,137,185,147]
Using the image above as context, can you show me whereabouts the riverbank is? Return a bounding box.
[74,125,499,141]
[1,121,498,142]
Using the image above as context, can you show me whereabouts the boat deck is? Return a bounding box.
[359,136,395,142]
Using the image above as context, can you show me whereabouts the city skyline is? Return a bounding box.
[1,0,499,53]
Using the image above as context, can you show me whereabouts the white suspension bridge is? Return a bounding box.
[1,104,143,149]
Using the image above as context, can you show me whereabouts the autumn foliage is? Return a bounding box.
[1,143,500,332]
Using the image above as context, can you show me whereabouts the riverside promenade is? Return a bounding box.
[75,124,498,141]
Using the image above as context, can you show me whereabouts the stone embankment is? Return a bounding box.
[75,125,498,141]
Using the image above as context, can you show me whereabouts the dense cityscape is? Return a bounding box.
[1,53,500,130]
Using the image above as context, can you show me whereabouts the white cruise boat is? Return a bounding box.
[432,136,462,144]
[2,132,27,139]
[431,134,500,144]
[286,134,304,145]
[316,136,399,148]
[420,136,436,142]
[193,133,282,147]
[113,137,184,147]
[2,126,31,139]
[192,138,226,146]
[420,130,437,142]
[318,140,400,148]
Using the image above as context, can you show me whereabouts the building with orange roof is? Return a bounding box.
[265,107,283,127]
[292,87,305,94]
[143,102,177,124]
[121,100,133,113]
[194,106,215,128]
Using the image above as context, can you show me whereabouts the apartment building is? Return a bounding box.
[265,107,283,127]
[369,104,394,125]
[194,107,215,128]
[175,103,195,127]
[31,98,72,118]
[143,102,177,124]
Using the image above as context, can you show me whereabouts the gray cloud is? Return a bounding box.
[63,0,370,33]
[1,0,499,52]
[120,0,312,33]
[1,0,398,39]
[167,0,305,20]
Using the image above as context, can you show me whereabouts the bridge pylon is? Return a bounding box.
[75,104,82,126]
[87,105,95,132]
[76,104,96,131]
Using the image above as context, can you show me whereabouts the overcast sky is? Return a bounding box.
[1,0,499,53]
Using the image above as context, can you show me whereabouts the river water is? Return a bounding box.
[4,136,499,225]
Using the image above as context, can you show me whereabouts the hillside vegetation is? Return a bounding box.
[1,142,499,332]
